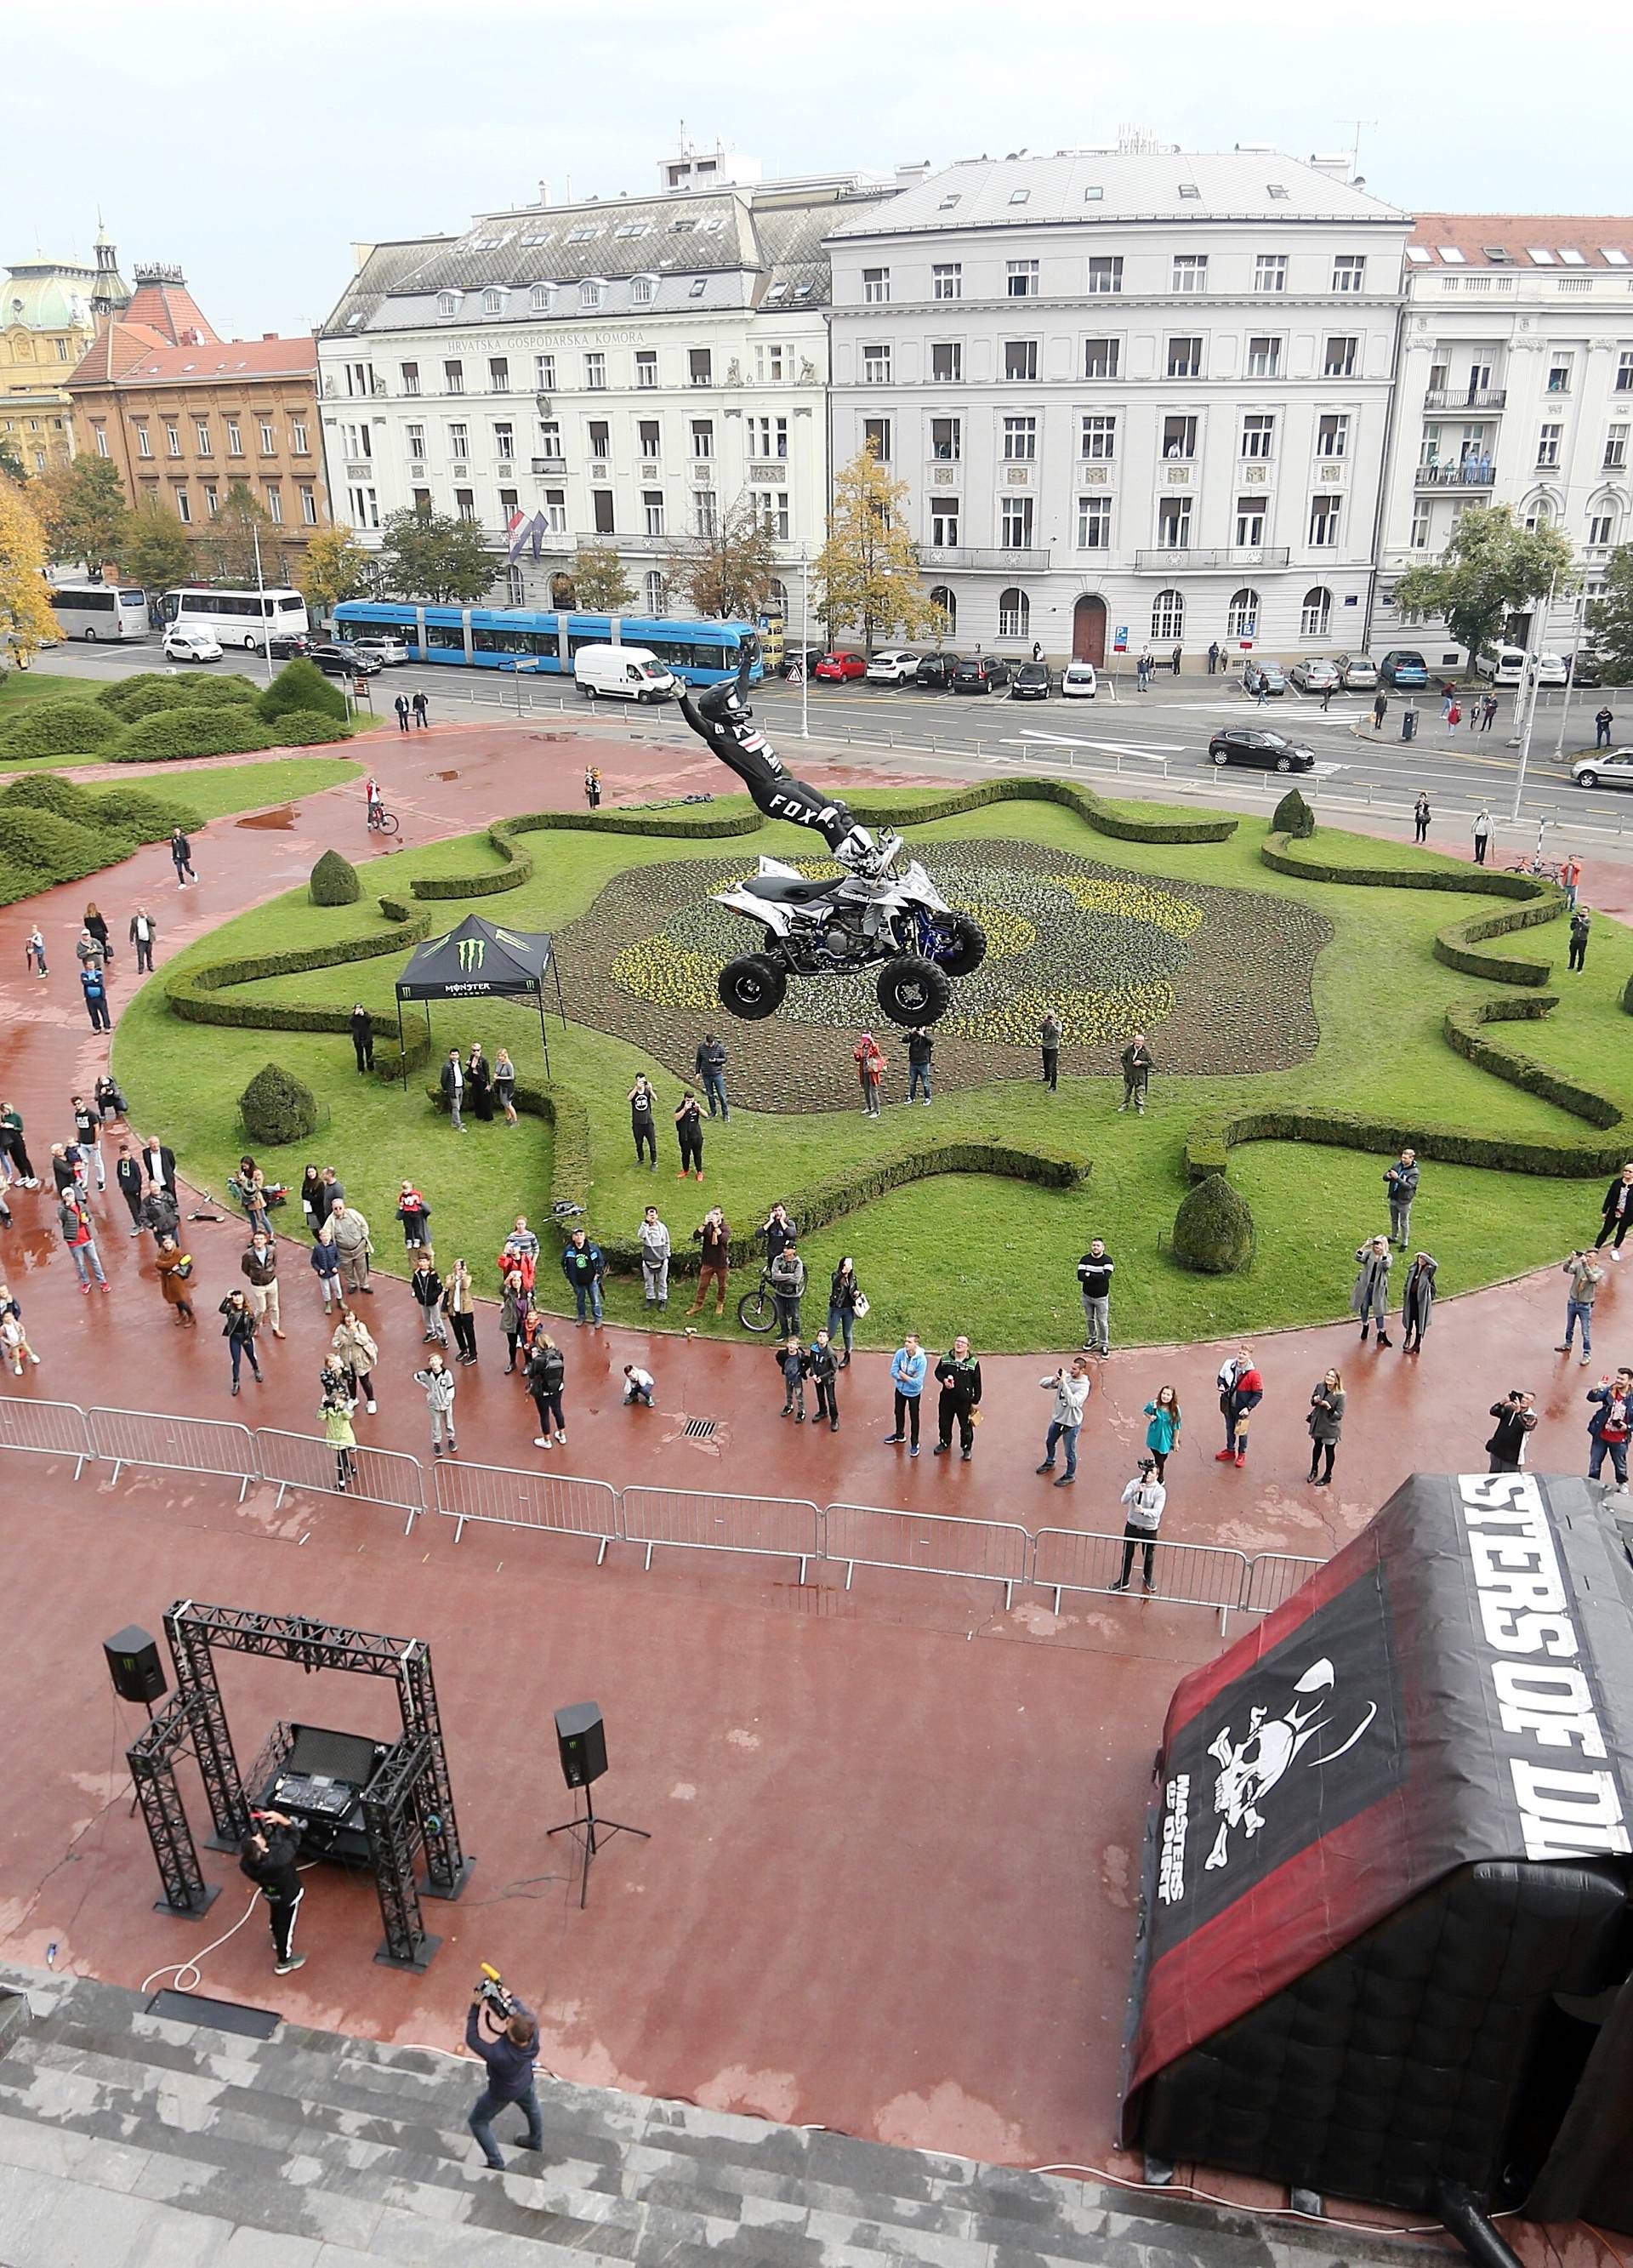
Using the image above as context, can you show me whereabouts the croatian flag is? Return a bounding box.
[505,507,531,563]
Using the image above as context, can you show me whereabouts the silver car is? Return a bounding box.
[1572,750,1633,792]
[349,635,409,666]
[1289,658,1340,692]
[1338,655,1378,692]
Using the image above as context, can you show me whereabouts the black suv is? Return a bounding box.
[1208,726,1314,773]
[952,658,1010,694]
[306,641,382,678]
[914,652,959,690]
[1009,662,1050,700]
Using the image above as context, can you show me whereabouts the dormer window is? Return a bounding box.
[580,279,605,309]
[632,275,655,304]
[436,291,458,316]
[482,288,504,316]
[529,284,553,311]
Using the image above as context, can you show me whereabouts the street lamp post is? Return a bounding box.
[1509,575,1556,823]
[252,522,274,689]
[800,548,810,741]
[1552,584,1589,762]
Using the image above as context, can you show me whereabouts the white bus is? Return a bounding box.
[161,585,309,652]
[48,584,151,642]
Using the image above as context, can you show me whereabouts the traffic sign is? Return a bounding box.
[1113,625,1129,652]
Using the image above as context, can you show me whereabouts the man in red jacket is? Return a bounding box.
[1215,1347,1264,1467]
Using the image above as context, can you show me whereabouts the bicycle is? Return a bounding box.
[1506,854,1562,882]
[737,1268,782,1334]
[366,806,401,836]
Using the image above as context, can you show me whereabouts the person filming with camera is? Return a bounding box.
[466,1973,544,2171]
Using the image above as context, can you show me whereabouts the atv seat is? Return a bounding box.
[740,874,843,903]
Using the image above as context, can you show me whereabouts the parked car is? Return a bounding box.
[1567,650,1604,689]
[913,652,959,690]
[573,643,676,702]
[1060,661,1098,699]
[1337,654,1378,691]
[1008,661,1051,701]
[1572,750,1633,792]
[1288,658,1340,692]
[1476,646,1528,686]
[1208,727,1315,773]
[813,652,867,682]
[1379,648,1430,689]
[952,658,1010,694]
[348,635,409,666]
[1243,660,1287,698]
[783,646,825,680]
[864,649,919,686]
[307,641,383,679]
[161,627,222,664]
[267,631,310,660]
[1535,652,1569,689]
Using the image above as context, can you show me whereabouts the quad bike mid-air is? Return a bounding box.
[677,642,985,1024]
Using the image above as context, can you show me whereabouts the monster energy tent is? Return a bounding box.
[393,914,566,1085]
[1120,1473,1633,2247]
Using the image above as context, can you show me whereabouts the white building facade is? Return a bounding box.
[1374,214,1633,659]
[316,162,891,619]
[825,151,1411,665]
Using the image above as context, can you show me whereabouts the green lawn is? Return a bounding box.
[0,666,375,771]
[111,794,1632,1352]
[0,668,103,707]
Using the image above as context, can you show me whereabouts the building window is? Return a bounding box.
[1171,254,1209,293]
[1323,335,1359,379]
[591,489,617,533]
[1007,259,1040,298]
[1245,335,1281,379]
[166,425,181,456]
[1410,502,1430,547]
[175,487,191,523]
[530,285,554,313]
[437,292,458,317]
[998,587,1030,638]
[195,421,213,454]
[928,584,956,632]
[1167,335,1203,378]
[259,420,276,453]
[412,487,431,514]
[1003,414,1037,462]
[1000,495,1034,548]
[290,420,308,453]
[489,357,509,392]
[1080,413,1116,460]
[135,425,152,458]
[351,487,379,527]
[1226,587,1260,638]
[407,423,426,460]
[1332,254,1367,293]
[588,421,610,461]
[1151,588,1185,641]
[1537,423,1562,467]
[748,414,788,459]
[341,420,372,460]
[226,420,242,454]
[691,419,714,459]
[444,360,464,393]
[1157,495,1193,547]
[94,427,110,457]
[543,488,566,533]
[203,485,219,517]
[1084,336,1120,379]
[862,345,891,385]
[1300,585,1334,638]
[265,486,283,524]
[448,422,469,459]
[1086,255,1123,294]
[1618,351,1633,393]
[1589,513,1614,546]
[401,363,420,395]
[300,486,317,524]
[494,422,515,459]
[455,488,475,523]
[1234,496,1266,545]
[689,348,714,387]
[634,350,657,390]
[584,352,606,390]
[644,569,667,615]
[930,495,960,547]
[535,354,555,390]
[643,490,665,537]
[1605,424,1629,469]
[482,289,504,316]
[504,564,525,605]
[930,341,962,383]
[864,417,892,462]
[1077,494,1112,549]
[692,488,717,536]
[639,419,661,460]
[932,264,961,300]
[1308,495,1341,546]
[580,281,604,310]
[1241,413,1275,459]
[754,489,789,539]
[55,338,69,362]
[1004,339,1038,381]
[1524,498,1553,533]
[538,418,562,457]
[1546,357,1573,394]
[930,416,961,462]
[1316,413,1350,459]
[1162,414,1197,460]
[862,267,890,303]
[756,342,787,382]
[1254,254,1288,293]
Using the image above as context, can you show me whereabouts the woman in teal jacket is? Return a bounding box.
[1143,1385,1181,1480]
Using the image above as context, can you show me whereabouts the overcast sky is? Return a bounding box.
[6,0,1623,341]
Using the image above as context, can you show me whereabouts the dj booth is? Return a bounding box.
[250,1723,392,1870]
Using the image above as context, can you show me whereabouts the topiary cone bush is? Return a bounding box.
[1172,1171,1255,1274]
[1272,786,1315,839]
[259,655,347,726]
[240,1062,318,1146]
[309,847,361,906]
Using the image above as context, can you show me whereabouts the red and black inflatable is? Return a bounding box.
[1122,1472,1633,2243]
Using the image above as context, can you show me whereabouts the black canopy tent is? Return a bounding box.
[393,914,566,1088]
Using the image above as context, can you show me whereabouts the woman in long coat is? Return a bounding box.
[1400,1251,1437,1353]
[1351,1236,1392,1348]
[467,1043,494,1123]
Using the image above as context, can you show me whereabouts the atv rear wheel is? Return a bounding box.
[877,954,950,1027]
[718,953,788,1019]
[936,912,987,977]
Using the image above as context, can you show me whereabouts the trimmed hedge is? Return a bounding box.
[1270,788,1315,840]
[96,671,259,721]
[1172,1174,1255,1274]
[88,785,205,840]
[310,848,361,906]
[0,806,136,900]
[259,657,347,725]
[115,709,279,763]
[241,1063,319,1146]
[265,708,350,747]
[163,892,435,1059]
[0,772,100,820]
[0,699,128,758]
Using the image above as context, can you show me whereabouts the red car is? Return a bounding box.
[813,652,867,682]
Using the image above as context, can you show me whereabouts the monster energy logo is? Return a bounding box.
[457,937,486,973]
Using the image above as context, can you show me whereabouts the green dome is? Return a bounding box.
[3,261,95,334]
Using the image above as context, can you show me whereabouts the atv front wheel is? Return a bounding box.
[877,954,950,1027]
[936,913,987,977]
[718,953,788,1019]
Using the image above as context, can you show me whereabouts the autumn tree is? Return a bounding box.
[1393,503,1577,666]
[1587,543,1633,684]
[813,444,938,651]
[377,507,495,604]
[299,526,375,623]
[0,438,25,484]
[34,456,129,576]
[568,541,635,613]
[120,494,196,594]
[202,482,283,586]
[664,493,778,620]
[0,477,61,661]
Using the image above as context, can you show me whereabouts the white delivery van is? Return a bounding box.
[572,645,677,702]
[1475,646,1527,686]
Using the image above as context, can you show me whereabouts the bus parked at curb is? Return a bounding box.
[48,584,151,641]
[161,585,310,652]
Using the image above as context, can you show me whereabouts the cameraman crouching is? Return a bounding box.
[466,1989,543,2170]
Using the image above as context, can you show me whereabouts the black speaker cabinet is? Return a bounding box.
[555,1702,606,1790]
[105,1626,165,1706]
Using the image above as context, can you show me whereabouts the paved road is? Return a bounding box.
[24,639,1632,845]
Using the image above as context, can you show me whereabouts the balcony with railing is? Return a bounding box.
[1132,545,1291,573]
[1423,387,1506,411]
[920,544,1053,573]
[1414,460,1497,489]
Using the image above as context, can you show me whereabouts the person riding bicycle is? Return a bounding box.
[364,773,384,828]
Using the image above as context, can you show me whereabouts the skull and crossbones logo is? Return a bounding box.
[1203,1657,1377,1872]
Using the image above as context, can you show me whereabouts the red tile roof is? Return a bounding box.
[124,276,218,345]
[1407,214,1633,268]
[67,321,182,389]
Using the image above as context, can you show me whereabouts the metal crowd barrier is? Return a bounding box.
[253,1427,427,1534]
[0,1397,95,1479]
[88,1406,259,1503]
[620,1486,822,1582]
[1241,1550,1326,1616]
[1033,1528,1252,1633]
[432,1459,620,1558]
[822,1502,1033,1608]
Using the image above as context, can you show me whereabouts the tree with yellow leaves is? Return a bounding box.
[0,476,60,665]
[813,442,939,652]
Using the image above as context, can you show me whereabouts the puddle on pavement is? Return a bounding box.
[431,768,461,779]
[236,804,299,829]
[529,732,570,744]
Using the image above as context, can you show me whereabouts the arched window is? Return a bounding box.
[1226,586,1260,639]
[549,572,576,608]
[928,584,956,635]
[1523,494,1554,533]
[1151,588,1185,642]
[769,578,790,621]
[505,565,525,605]
[1300,585,1333,640]
[579,279,605,310]
[998,586,1030,639]
[482,288,504,316]
[436,291,458,317]
[529,283,553,313]
[643,570,668,618]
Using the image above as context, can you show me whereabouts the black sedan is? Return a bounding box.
[1208,726,1314,773]
[1008,662,1051,700]
[268,632,311,660]
[306,641,383,679]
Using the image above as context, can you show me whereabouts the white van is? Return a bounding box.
[572,645,677,703]
[1475,646,1527,686]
